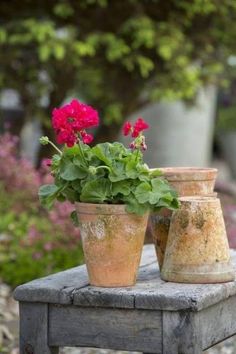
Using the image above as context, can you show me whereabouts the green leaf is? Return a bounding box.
[149,168,162,177]
[134,182,151,203]
[91,143,113,166]
[70,210,79,227]
[80,178,111,203]
[109,161,126,182]
[53,43,65,60]
[112,180,131,196]
[124,194,149,215]
[62,187,79,203]
[38,44,51,62]
[60,161,87,181]
[52,154,61,167]
[38,184,59,209]
[71,179,82,191]
[125,159,138,178]
[38,184,58,196]
[149,177,178,206]
[151,178,174,193]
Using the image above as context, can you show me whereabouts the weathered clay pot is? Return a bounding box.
[149,208,172,269]
[148,167,218,270]
[76,203,149,287]
[161,197,235,283]
[159,167,218,196]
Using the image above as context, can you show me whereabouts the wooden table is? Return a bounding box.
[14,245,236,354]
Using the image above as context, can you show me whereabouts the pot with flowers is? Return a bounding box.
[39,99,179,287]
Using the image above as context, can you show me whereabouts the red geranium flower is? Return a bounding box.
[132,118,149,138]
[122,121,132,136]
[81,131,94,144]
[52,99,99,147]
[123,117,149,138]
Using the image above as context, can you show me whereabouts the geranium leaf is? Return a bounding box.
[60,161,87,180]
[134,181,152,203]
[38,184,58,196]
[80,178,111,203]
[38,184,60,209]
[125,194,149,215]
[91,143,113,166]
[112,180,131,196]
[71,210,80,227]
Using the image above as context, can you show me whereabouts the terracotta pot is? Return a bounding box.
[148,167,218,270]
[161,197,235,283]
[76,203,149,287]
[158,167,218,196]
[149,208,172,269]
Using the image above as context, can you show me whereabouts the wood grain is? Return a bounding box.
[14,246,236,312]
[49,304,162,353]
[19,302,58,354]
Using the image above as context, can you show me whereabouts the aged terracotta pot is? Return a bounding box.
[76,203,149,287]
[148,167,218,270]
[161,197,235,283]
[158,167,218,196]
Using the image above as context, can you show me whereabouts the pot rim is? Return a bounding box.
[150,167,218,181]
[76,202,133,215]
[179,196,219,204]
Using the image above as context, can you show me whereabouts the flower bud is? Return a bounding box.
[88,166,97,175]
[129,142,136,149]
[39,136,49,145]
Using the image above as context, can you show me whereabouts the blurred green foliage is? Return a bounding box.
[0,183,84,286]
[1,0,236,141]
[217,106,236,131]
[0,133,84,286]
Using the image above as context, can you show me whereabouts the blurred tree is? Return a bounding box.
[0,0,236,159]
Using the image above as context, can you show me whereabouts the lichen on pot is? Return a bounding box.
[77,203,149,287]
[148,167,218,270]
[161,196,235,284]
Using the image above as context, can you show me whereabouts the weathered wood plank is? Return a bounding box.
[14,246,236,312]
[73,258,236,311]
[19,302,58,354]
[13,245,155,304]
[163,311,202,354]
[49,305,162,353]
[14,265,89,304]
[198,295,236,350]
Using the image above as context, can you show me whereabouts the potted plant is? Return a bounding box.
[38,99,179,287]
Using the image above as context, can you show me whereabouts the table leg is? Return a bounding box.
[19,302,59,354]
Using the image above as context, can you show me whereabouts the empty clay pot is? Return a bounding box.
[148,167,218,270]
[76,203,148,287]
[158,167,218,196]
[161,197,235,283]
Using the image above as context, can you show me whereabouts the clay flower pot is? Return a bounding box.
[161,197,235,283]
[76,203,149,287]
[158,167,218,196]
[148,167,218,270]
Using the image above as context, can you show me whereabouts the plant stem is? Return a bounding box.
[96,165,111,173]
[135,148,140,162]
[78,140,89,166]
[48,141,62,155]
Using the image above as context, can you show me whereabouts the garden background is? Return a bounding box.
[1,1,236,353]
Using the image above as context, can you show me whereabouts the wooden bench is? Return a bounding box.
[14,245,236,354]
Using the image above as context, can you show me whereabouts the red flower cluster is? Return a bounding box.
[52,99,99,147]
[122,118,149,138]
